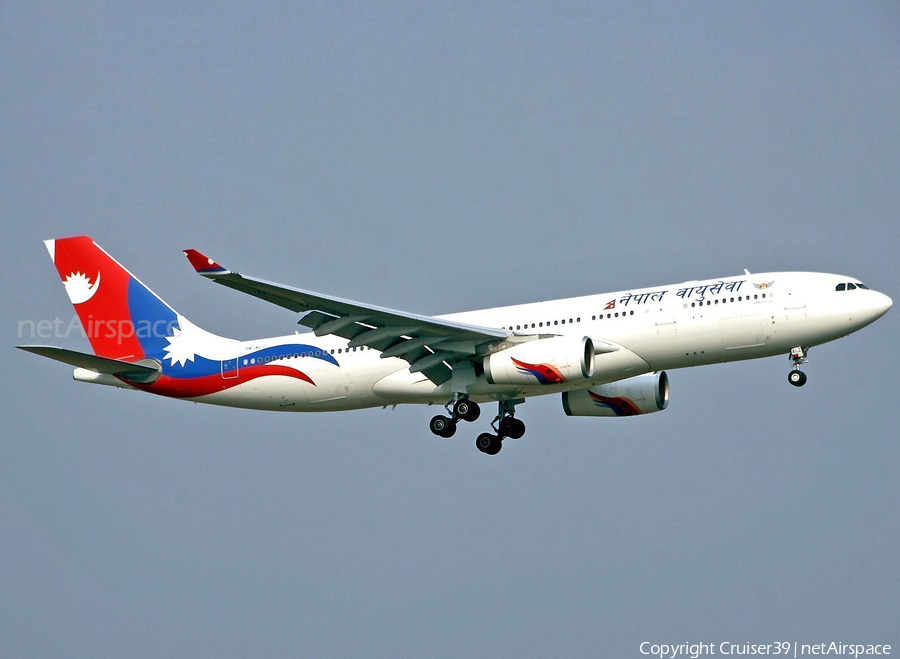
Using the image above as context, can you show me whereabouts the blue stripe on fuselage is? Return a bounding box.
[161,343,339,378]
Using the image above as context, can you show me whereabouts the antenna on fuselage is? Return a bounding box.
[744,269,751,275]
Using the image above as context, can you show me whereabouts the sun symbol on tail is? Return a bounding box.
[63,271,100,305]
[163,324,197,367]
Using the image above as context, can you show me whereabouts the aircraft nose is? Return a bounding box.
[873,291,893,318]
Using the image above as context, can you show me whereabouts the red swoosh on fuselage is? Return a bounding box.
[126,364,315,399]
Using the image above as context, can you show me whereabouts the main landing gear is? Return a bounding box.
[476,399,526,456]
[788,346,809,387]
[429,397,526,455]
[429,397,481,439]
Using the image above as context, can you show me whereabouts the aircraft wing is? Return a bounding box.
[184,249,509,385]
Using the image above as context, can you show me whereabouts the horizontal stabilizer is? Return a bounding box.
[17,345,161,383]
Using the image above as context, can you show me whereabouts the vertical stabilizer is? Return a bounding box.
[47,236,182,359]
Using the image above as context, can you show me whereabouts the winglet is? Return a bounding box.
[184,249,229,275]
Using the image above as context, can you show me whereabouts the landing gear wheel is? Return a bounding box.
[453,399,481,422]
[498,417,526,440]
[475,433,502,455]
[429,415,457,438]
[788,370,807,387]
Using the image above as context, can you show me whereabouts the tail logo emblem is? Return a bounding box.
[63,271,101,305]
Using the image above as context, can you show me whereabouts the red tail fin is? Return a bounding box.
[46,236,179,360]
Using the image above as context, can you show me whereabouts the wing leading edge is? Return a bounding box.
[183,249,509,384]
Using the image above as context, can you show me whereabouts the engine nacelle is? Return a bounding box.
[562,371,669,417]
[484,336,594,386]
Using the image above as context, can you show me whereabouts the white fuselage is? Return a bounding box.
[123,272,891,412]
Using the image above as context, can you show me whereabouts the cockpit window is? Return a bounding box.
[836,282,870,291]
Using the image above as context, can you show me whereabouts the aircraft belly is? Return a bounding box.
[302,359,390,410]
[373,367,448,404]
[194,375,311,411]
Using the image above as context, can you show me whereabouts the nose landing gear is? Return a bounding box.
[788,346,809,387]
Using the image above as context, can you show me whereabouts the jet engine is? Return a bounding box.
[484,336,594,386]
[562,371,669,417]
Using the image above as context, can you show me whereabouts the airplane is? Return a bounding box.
[18,235,892,455]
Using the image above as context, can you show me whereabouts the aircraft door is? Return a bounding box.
[221,356,239,379]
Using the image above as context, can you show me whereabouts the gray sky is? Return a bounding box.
[2,2,898,657]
